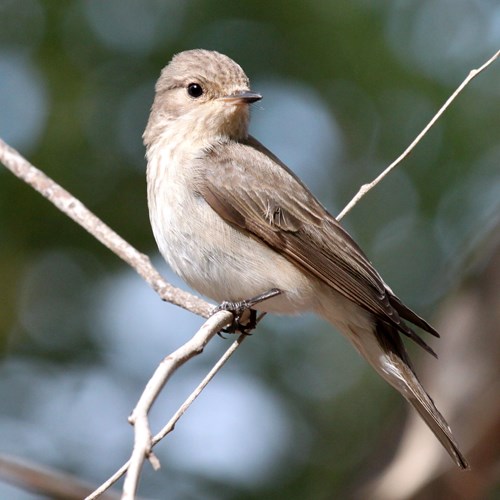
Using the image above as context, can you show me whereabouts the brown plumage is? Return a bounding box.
[145,49,469,470]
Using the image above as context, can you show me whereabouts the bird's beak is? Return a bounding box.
[221,90,262,104]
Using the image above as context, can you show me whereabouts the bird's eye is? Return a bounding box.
[187,83,203,98]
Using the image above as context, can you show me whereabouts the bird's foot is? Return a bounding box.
[212,288,282,335]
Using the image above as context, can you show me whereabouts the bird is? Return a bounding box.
[143,49,469,470]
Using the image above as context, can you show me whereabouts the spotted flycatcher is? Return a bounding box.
[144,49,468,469]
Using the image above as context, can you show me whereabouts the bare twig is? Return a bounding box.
[122,310,272,498]
[92,313,266,500]
[87,310,233,500]
[0,454,120,500]
[0,138,212,319]
[121,310,233,500]
[153,325,250,442]
[336,49,500,221]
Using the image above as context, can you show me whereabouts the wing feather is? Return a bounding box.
[195,137,436,353]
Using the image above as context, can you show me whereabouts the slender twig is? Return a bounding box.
[121,309,272,498]
[154,332,249,441]
[121,310,233,500]
[91,320,249,500]
[336,49,499,221]
[0,454,121,500]
[0,138,212,319]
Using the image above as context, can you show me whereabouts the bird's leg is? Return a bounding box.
[212,288,282,335]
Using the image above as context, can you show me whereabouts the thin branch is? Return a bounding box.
[0,454,121,500]
[122,310,233,500]
[152,327,249,442]
[0,138,212,319]
[86,310,233,500]
[90,313,266,500]
[336,48,499,221]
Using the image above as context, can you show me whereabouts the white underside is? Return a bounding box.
[147,140,411,397]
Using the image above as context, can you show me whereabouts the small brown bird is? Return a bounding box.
[144,49,469,469]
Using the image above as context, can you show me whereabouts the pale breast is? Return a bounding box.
[146,147,317,314]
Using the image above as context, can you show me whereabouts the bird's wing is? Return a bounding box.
[194,137,437,352]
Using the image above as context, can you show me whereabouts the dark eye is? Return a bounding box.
[187,83,203,98]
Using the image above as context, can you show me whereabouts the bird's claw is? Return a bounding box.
[212,288,281,335]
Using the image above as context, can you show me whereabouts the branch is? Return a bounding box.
[95,312,266,500]
[0,138,212,319]
[0,454,121,500]
[121,310,233,499]
[336,48,499,221]
[86,310,235,499]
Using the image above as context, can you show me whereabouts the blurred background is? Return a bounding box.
[0,1,499,498]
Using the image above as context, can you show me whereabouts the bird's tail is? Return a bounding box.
[320,302,469,469]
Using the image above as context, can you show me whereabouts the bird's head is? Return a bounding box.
[144,49,261,147]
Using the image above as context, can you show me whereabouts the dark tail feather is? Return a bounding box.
[399,324,438,358]
[387,293,439,357]
[389,293,440,337]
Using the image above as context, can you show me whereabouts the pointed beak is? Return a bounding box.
[221,90,262,104]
